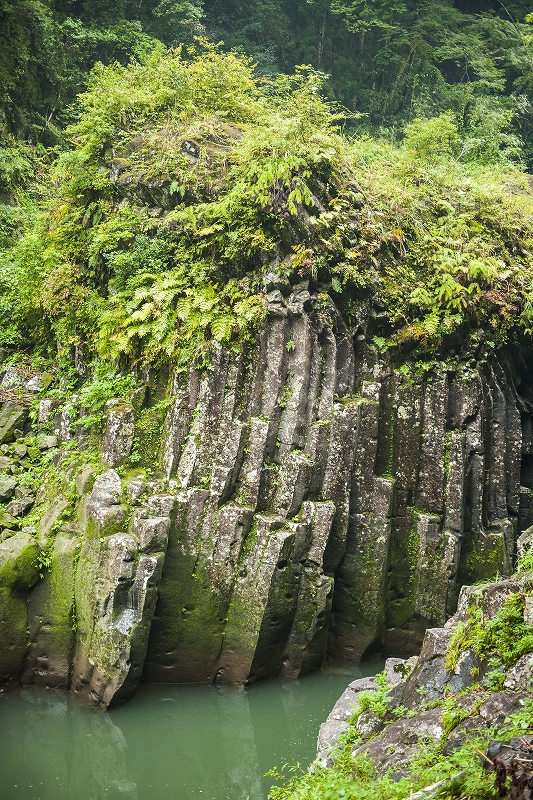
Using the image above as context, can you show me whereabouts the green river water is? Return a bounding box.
[0,662,382,800]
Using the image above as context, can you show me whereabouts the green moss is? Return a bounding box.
[0,535,40,590]
[238,519,258,565]
[128,370,171,473]
[27,534,79,667]
[465,533,508,583]
[142,501,234,679]
[445,592,533,672]
[223,589,264,659]
[0,534,41,682]
[387,509,420,628]
[443,431,453,485]
[407,519,419,587]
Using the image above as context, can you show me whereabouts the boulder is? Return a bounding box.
[102,402,135,467]
[85,470,125,535]
[0,509,18,529]
[11,443,27,459]
[1,368,24,389]
[355,710,385,741]
[36,435,58,450]
[352,708,444,776]
[0,474,17,502]
[517,526,533,561]
[7,497,34,517]
[504,654,533,691]
[316,676,378,766]
[0,455,13,472]
[0,403,27,444]
[478,691,529,727]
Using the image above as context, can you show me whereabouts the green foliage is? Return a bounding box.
[37,546,53,579]
[269,729,499,800]
[3,41,533,367]
[352,687,391,719]
[68,42,260,161]
[516,548,533,574]
[99,273,265,366]
[348,132,533,350]
[4,48,350,364]
[77,363,138,415]
[2,0,533,171]
[482,656,507,692]
[403,113,462,162]
[441,704,470,739]
[445,592,533,671]
[206,1,533,165]
[501,697,533,737]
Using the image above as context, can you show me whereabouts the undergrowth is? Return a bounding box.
[445,592,533,672]
[1,44,532,368]
[268,733,499,800]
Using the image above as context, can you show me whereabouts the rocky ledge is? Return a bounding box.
[313,559,533,799]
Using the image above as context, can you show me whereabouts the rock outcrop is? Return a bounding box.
[315,570,533,798]
[2,290,533,706]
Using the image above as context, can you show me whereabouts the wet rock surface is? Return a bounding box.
[353,708,444,776]
[316,676,378,766]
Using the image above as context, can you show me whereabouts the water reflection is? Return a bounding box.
[0,687,136,800]
[0,663,382,800]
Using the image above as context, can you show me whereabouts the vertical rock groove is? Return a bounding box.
[4,293,533,706]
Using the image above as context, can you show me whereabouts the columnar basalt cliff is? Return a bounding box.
[1,288,533,707]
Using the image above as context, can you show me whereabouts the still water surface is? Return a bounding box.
[0,662,382,800]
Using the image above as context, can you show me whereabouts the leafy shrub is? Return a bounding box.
[3,45,533,367]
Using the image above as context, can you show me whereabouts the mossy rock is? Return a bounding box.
[0,532,40,686]
[0,403,27,445]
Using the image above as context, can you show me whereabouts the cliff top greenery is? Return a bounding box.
[3,2,533,161]
[1,2,533,371]
[1,41,533,370]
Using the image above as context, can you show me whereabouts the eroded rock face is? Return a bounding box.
[0,533,40,688]
[71,477,173,708]
[352,708,445,776]
[102,402,135,468]
[316,676,379,766]
[2,292,533,707]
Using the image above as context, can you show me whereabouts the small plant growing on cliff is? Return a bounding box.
[517,548,533,573]
[37,547,53,579]
[445,592,533,671]
[483,656,506,691]
[351,688,391,720]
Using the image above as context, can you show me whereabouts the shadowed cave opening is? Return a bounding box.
[521,454,533,490]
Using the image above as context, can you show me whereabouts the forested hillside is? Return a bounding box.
[1,0,533,152]
[1,0,533,357]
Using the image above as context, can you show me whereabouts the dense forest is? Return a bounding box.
[2,0,533,152]
[1,0,533,362]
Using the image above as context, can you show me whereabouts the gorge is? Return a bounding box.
[2,292,533,709]
[1,37,533,800]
